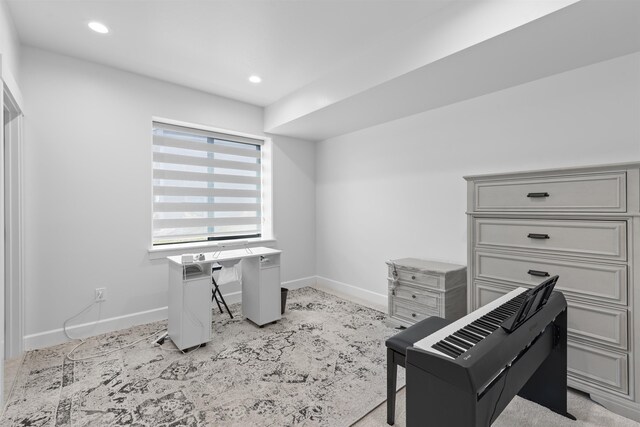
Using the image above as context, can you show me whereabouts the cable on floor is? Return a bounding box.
[62,300,167,362]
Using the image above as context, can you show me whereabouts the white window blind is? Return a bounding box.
[152,121,263,246]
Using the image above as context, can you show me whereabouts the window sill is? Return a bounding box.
[148,238,277,260]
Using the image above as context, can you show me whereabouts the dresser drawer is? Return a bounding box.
[568,341,628,394]
[473,280,514,309]
[475,251,627,305]
[392,269,440,289]
[475,219,626,261]
[392,282,439,308]
[473,172,626,212]
[391,299,439,324]
[474,280,628,350]
[568,301,627,350]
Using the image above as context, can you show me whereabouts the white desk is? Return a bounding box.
[167,247,282,350]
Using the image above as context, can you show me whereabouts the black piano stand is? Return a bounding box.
[405,309,575,426]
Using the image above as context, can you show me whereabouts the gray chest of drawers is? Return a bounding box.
[386,258,466,327]
[465,162,640,421]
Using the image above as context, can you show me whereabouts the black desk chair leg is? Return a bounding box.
[387,348,397,425]
[212,289,224,314]
[212,277,234,319]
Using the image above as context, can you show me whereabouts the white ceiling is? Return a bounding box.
[265,0,640,141]
[6,0,452,106]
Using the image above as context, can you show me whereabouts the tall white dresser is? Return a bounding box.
[465,162,640,421]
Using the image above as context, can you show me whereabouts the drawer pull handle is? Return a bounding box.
[527,192,549,198]
[528,269,550,277]
[411,275,416,280]
[412,295,416,299]
[527,233,550,239]
[412,313,417,318]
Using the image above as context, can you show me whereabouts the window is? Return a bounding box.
[152,121,264,246]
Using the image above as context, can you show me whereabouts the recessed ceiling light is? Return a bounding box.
[249,75,262,84]
[88,21,109,34]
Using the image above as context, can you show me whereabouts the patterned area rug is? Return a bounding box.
[2,288,403,426]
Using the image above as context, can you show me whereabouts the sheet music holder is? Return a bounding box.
[501,275,559,333]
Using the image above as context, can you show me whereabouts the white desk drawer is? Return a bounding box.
[475,219,627,261]
[259,255,280,269]
[473,172,626,212]
[475,251,627,305]
[568,341,628,395]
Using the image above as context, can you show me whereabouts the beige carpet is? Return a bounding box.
[354,386,640,426]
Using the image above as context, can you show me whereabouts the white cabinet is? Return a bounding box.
[168,263,212,351]
[386,258,466,327]
[242,254,281,326]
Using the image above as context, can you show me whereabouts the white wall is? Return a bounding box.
[21,47,315,348]
[270,134,316,284]
[0,0,20,82]
[315,52,640,305]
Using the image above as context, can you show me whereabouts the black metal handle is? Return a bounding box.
[528,269,550,277]
[527,192,549,198]
[412,294,416,299]
[527,233,550,239]
[411,275,416,280]
[412,313,416,318]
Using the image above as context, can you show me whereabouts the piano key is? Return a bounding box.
[451,333,476,347]
[468,324,490,336]
[433,342,459,359]
[438,340,462,357]
[484,312,504,321]
[414,288,528,359]
[488,314,509,322]
[492,309,511,317]
[478,318,500,329]
[484,314,505,324]
[466,324,490,337]
[473,319,496,332]
[446,336,472,350]
[442,340,468,354]
[455,330,482,343]
[436,340,464,357]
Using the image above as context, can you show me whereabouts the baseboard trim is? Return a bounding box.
[23,276,318,351]
[590,392,640,422]
[314,276,387,312]
[24,306,169,351]
[282,276,316,290]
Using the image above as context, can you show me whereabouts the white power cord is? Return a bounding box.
[63,301,99,341]
[63,300,166,362]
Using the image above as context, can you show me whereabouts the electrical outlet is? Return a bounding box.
[95,287,107,302]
